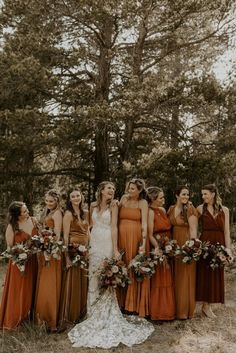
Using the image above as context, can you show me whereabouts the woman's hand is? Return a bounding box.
[114,249,121,260]
[66,257,72,269]
[154,247,162,256]
[138,244,145,255]
[226,247,234,262]
[111,199,119,208]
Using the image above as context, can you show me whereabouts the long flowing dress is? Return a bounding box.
[196,209,225,303]
[149,207,175,320]
[0,225,38,330]
[168,205,197,319]
[68,207,154,348]
[118,207,150,317]
[59,218,89,324]
[34,214,62,330]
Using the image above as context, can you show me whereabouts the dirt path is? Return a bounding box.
[0,264,236,353]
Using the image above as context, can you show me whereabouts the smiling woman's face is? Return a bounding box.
[176,188,189,204]
[201,189,215,204]
[70,190,82,206]
[101,183,115,199]
[45,195,58,210]
[127,183,140,198]
[19,204,29,221]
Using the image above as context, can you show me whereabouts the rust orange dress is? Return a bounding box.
[34,214,62,330]
[59,218,89,324]
[118,207,150,317]
[196,209,225,303]
[0,225,38,330]
[149,207,175,320]
[168,205,197,319]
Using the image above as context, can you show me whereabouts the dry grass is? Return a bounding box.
[1,261,236,353]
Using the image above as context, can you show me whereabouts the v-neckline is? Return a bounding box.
[206,209,219,221]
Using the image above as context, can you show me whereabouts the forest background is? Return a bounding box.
[0,0,236,249]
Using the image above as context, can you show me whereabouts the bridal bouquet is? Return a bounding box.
[68,243,89,269]
[151,234,180,266]
[129,253,155,281]
[38,228,66,264]
[203,242,234,270]
[1,243,32,273]
[181,238,203,264]
[26,234,42,254]
[96,257,131,290]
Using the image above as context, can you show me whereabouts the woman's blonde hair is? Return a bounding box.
[146,187,163,203]
[125,178,146,199]
[95,181,115,211]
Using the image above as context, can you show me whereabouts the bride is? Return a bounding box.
[68,181,154,348]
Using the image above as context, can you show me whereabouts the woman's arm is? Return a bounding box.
[63,211,73,268]
[188,214,198,239]
[52,209,63,240]
[148,209,158,249]
[5,224,14,249]
[63,211,72,246]
[139,199,148,253]
[89,202,96,228]
[223,206,231,249]
[111,203,120,259]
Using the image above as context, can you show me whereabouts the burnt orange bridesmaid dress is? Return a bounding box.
[34,214,62,330]
[59,219,89,325]
[0,226,38,330]
[196,209,225,303]
[149,207,175,320]
[118,207,150,317]
[168,205,197,319]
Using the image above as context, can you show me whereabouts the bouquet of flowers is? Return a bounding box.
[129,253,155,281]
[181,238,203,264]
[96,257,131,290]
[1,243,32,273]
[38,228,66,264]
[151,234,180,266]
[26,234,42,254]
[67,243,89,269]
[204,242,233,270]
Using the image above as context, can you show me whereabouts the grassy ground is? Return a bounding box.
[0,262,236,353]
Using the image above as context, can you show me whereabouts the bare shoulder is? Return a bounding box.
[53,209,63,219]
[64,210,73,219]
[197,204,203,214]
[6,223,14,233]
[222,206,229,214]
[120,194,128,206]
[160,207,166,213]
[90,201,97,208]
[139,199,148,207]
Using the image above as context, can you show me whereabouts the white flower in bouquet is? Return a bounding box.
[188,240,194,247]
[183,256,189,263]
[18,253,28,260]
[111,265,119,273]
[78,245,87,252]
[165,245,172,252]
[122,267,128,275]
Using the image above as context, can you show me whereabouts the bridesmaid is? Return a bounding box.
[0,201,38,330]
[168,185,198,319]
[196,184,232,318]
[118,178,150,317]
[35,189,63,332]
[147,187,175,321]
[59,187,89,325]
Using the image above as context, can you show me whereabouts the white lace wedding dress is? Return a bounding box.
[68,208,154,348]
